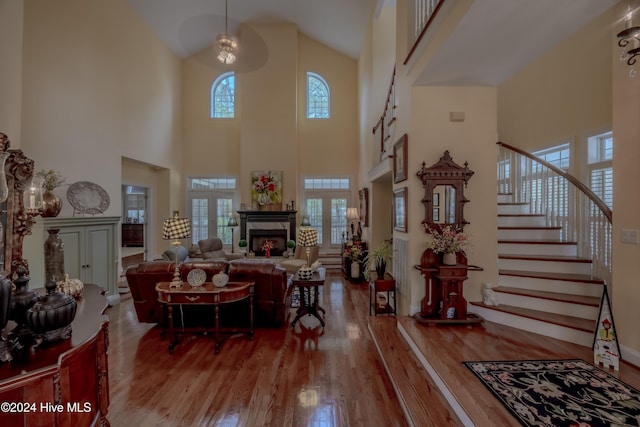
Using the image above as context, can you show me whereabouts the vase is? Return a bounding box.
[265,249,271,258]
[26,276,77,343]
[44,228,65,282]
[351,261,360,280]
[41,190,62,217]
[443,252,457,265]
[375,259,386,278]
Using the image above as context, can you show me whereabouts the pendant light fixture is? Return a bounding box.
[217,0,238,64]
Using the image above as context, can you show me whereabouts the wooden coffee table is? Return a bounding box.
[156,281,254,354]
[291,268,326,328]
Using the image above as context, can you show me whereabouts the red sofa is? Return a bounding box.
[125,259,292,327]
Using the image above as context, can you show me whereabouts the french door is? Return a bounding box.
[189,192,234,246]
[304,192,349,251]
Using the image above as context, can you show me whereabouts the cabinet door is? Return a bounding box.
[58,226,84,281]
[85,224,114,288]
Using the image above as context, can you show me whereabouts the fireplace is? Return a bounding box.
[238,210,297,256]
[249,229,287,256]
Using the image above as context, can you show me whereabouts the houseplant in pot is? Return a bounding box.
[363,240,392,280]
[36,169,66,217]
[238,239,248,256]
[286,239,296,257]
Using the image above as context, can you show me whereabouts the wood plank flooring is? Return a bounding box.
[106,275,640,426]
[106,275,408,426]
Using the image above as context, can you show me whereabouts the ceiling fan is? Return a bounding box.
[216,0,237,64]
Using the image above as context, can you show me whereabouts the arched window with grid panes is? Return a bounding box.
[211,71,235,118]
[306,72,330,119]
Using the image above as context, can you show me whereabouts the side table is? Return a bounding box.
[291,268,326,328]
[156,281,254,354]
[369,272,396,316]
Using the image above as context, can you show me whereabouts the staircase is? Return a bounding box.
[469,142,612,347]
[470,193,603,346]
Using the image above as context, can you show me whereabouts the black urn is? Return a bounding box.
[9,266,39,340]
[0,274,13,362]
[26,277,77,344]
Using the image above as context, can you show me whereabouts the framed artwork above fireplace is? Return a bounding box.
[251,170,283,210]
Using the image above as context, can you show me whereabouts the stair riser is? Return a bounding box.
[497,228,561,240]
[498,242,577,257]
[494,293,599,320]
[498,216,546,227]
[497,194,513,204]
[468,305,593,347]
[498,258,592,275]
[498,204,530,215]
[497,275,603,297]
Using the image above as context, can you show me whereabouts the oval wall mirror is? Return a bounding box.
[417,151,474,231]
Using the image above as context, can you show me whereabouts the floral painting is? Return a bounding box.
[251,170,282,209]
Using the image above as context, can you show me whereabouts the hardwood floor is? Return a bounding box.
[106,275,408,426]
[106,275,640,426]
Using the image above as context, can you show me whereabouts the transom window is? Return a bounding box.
[211,72,235,118]
[306,72,330,119]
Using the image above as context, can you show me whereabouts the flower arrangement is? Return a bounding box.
[344,242,363,260]
[262,240,274,252]
[424,225,469,254]
[252,171,281,206]
[36,169,66,191]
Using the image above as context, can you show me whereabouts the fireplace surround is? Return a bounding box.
[238,210,297,255]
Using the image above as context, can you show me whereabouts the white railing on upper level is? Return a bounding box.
[497,142,612,287]
[405,0,445,64]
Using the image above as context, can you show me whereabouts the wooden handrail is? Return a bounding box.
[403,0,446,65]
[497,141,612,223]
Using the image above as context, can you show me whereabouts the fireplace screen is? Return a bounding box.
[249,229,287,256]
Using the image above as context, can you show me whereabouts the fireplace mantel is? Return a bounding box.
[238,210,297,241]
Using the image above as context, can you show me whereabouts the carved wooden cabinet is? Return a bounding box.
[0,284,110,426]
[414,249,482,324]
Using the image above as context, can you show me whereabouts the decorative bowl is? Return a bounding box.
[212,272,229,288]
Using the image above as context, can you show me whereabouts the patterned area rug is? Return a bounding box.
[464,359,640,427]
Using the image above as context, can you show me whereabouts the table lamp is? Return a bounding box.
[346,207,360,241]
[297,227,318,267]
[162,211,191,288]
[227,215,238,253]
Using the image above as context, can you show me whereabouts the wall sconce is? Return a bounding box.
[617,8,640,77]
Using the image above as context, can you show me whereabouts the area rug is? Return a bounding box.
[463,359,640,427]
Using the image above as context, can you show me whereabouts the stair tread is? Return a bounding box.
[497,213,545,217]
[498,226,562,230]
[368,318,461,426]
[497,202,528,205]
[469,302,595,332]
[498,239,576,245]
[499,269,604,284]
[494,286,600,306]
[498,254,592,263]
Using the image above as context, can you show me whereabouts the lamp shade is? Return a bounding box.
[162,216,191,241]
[227,216,239,227]
[297,228,318,248]
[346,207,360,220]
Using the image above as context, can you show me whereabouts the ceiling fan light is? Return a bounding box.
[216,34,238,64]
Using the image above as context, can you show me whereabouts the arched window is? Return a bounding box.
[307,72,330,119]
[211,71,235,118]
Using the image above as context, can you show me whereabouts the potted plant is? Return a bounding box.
[363,240,392,279]
[35,169,66,217]
[238,239,248,250]
[286,239,296,256]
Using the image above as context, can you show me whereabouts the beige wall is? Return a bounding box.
[182,24,359,218]
[17,0,182,259]
[0,0,24,145]
[498,7,613,181]
[612,0,640,358]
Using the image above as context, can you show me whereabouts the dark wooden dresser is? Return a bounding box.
[122,223,144,247]
[0,284,110,426]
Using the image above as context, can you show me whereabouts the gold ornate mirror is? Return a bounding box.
[0,133,36,279]
[417,151,474,231]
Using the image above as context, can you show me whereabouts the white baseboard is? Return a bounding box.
[621,344,640,369]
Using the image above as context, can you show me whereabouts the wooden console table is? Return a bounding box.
[156,282,254,354]
[0,284,110,427]
[369,272,396,316]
